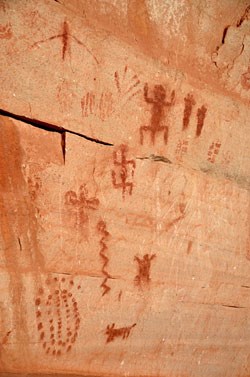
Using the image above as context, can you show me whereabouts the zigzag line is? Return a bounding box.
[97,220,111,296]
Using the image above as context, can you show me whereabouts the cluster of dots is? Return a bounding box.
[35,277,81,356]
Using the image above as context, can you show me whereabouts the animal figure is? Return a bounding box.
[105,323,136,343]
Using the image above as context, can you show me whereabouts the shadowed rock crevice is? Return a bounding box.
[0,108,113,147]
[136,155,172,164]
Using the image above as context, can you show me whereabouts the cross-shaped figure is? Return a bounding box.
[64,184,99,227]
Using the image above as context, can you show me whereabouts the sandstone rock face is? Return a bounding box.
[0,1,249,377]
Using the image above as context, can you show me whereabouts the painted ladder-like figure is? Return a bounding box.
[111,144,136,199]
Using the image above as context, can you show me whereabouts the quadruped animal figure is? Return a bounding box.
[105,323,136,343]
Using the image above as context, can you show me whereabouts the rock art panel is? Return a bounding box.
[0,1,250,377]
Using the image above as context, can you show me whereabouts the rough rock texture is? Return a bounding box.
[0,1,249,377]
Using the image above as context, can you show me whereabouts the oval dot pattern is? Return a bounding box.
[35,277,81,356]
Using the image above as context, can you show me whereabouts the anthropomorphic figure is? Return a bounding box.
[134,254,156,286]
[140,83,175,144]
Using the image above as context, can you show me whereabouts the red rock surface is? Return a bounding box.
[0,1,249,377]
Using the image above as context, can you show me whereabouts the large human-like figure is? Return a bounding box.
[140,83,175,145]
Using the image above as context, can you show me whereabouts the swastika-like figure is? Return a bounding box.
[111,144,136,199]
[140,83,175,145]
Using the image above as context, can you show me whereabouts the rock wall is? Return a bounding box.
[0,1,249,376]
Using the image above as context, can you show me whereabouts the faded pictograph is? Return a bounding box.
[175,139,189,162]
[241,66,250,90]
[207,141,221,163]
[140,83,175,145]
[57,80,77,112]
[220,150,233,167]
[31,19,98,63]
[64,184,99,234]
[165,201,186,232]
[149,0,187,37]
[0,22,12,39]
[80,65,141,123]
[246,235,250,261]
[81,91,114,121]
[114,65,141,104]
[27,176,42,201]
[0,3,12,39]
